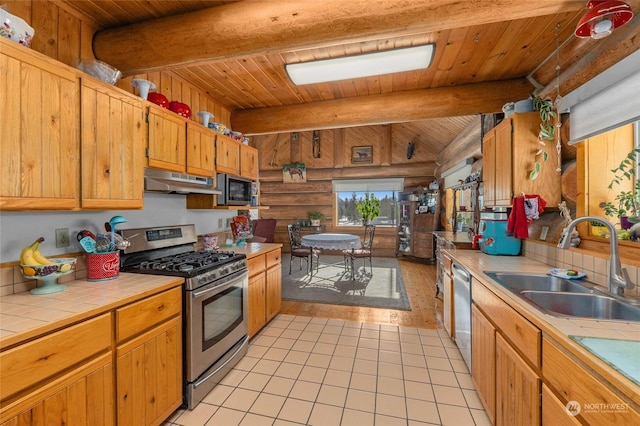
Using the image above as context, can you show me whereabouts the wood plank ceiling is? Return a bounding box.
[60,0,639,159]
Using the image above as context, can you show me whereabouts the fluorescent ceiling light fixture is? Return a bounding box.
[286,44,435,85]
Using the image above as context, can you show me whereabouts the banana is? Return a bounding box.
[20,238,42,265]
[32,240,56,265]
[20,237,49,265]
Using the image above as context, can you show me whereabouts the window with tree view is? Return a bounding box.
[336,191,398,226]
[333,178,404,227]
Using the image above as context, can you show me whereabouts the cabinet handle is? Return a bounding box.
[157,304,165,312]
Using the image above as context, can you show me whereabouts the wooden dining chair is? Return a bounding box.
[287,224,319,274]
[344,225,376,275]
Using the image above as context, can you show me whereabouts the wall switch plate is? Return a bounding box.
[218,218,224,228]
[55,228,70,248]
[226,218,231,228]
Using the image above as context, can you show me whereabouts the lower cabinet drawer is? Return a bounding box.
[248,253,266,277]
[266,248,281,269]
[0,313,111,401]
[116,286,181,343]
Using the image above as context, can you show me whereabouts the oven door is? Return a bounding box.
[185,269,248,382]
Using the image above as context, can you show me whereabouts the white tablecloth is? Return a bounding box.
[301,233,361,250]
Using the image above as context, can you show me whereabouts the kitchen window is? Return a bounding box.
[333,178,403,227]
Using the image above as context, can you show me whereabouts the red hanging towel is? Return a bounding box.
[507,196,529,239]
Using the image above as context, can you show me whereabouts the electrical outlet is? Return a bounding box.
[55,228,70,248]
[218,218,223,228]
[226,218,231,228]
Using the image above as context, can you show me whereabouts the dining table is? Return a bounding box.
[301,233,361,278]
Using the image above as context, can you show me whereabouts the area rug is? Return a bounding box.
[281,254,412,311]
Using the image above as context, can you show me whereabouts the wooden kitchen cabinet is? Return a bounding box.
[471,303,496,424]
[482,112,561,208]
[81,77,146,209]
[216,133,241,175]
[496,332,540,426]
[542,337,640,425]
[0,37,80,210]
[247,248,282,337]
[472,279,541,426]
[115,287,182,426]
[0,314,114,424]
[265,249,282,320]
[187,122,217,177]
[541,384,581,426]
[240,144,259,179]
[248,272,267,337]
[147,104,187,173]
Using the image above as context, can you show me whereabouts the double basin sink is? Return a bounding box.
[485,272,640,321]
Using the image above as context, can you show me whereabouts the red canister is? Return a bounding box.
[87,251,120,281]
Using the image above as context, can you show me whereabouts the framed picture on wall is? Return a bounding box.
[351,146,373,164]
[282,163,306,183]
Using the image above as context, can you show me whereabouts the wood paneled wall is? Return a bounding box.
[3,0,232,128]
[254,125,438,257]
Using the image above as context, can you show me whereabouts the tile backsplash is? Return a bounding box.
[522,240,640,298]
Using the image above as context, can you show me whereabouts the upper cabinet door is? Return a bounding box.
[81,78,146,209]
[0,38,80,210]
[147,105,187,173]
[494,119,514,207]
[216,134,241,175]
[482,130,497,207]
[186,123,216,177]
[240,144,258,179]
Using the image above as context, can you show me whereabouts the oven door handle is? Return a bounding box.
[191,269,248,298]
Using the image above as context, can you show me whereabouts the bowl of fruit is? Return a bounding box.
[20,237,77,294]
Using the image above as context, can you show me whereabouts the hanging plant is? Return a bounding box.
[529,93,556,180]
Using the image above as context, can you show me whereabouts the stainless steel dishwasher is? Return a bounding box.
[453,262,472,372]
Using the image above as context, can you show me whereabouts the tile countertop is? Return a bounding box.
[0,273,183,349]
[229,242,283,259]
[446,249,640,407]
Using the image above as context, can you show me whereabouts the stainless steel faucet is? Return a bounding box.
[558,216,634,296]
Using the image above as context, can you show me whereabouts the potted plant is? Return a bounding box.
[356,193,381,225]
[601,147,640,228]
[527,93,557,180]
[308,211,325,226]
[600,183,640,229]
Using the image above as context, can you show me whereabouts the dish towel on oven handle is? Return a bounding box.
[507,196,529,239]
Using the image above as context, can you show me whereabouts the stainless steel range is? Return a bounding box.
[120,224,249,410]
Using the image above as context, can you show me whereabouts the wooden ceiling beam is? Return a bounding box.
[232,79,533,135]
[93,0,585,75]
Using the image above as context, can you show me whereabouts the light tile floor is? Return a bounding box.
[164,315,491,426]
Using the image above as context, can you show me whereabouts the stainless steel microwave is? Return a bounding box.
[216,174,253,206]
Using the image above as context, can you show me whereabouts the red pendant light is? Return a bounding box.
[575,0,634,39]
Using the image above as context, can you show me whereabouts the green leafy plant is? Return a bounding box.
[601,147,640,223]
[600,182,640,221]
[608,148,640,189]
[308,211,325,221]
[529,93,556,180]
[356,193,381,224]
